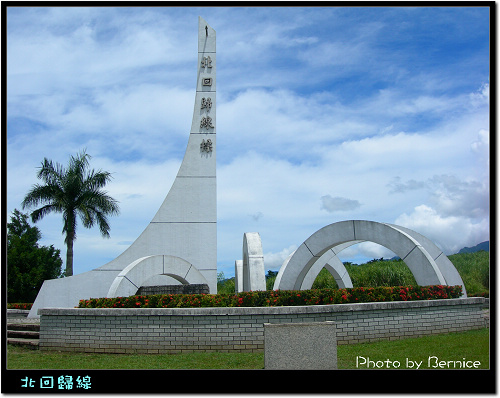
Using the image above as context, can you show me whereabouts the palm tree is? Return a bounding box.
[22,150,120,277]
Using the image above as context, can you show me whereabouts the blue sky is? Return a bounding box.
[7,6,490,279]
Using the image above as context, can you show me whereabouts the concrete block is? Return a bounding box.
[242,233,266,291]
[235,260,243,293]
[264,321,337,370]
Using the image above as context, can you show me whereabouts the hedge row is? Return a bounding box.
[7,303,33,310]
[78,285,462,309]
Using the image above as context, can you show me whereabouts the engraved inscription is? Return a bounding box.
[201,56,212,69]
[201,97,212,111]
[202,77,213,86]
[200,139,213,153]
[200,116,214,129]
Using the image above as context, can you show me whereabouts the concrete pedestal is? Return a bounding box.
[264,321,337,370]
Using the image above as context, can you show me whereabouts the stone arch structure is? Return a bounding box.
[107,255,209,298]
[299,243,357,290]
[275,242,359,291]
[273,220,466,296]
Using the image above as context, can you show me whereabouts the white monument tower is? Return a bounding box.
[28,17,217,317]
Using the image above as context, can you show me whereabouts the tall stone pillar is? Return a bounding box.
[28,17,218,317]
[99,16,218,292]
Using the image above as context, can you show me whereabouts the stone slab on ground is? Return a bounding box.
[7,309,30,319]
[264,321,337,370]
[8,318,40,325]
[7,338,39,349]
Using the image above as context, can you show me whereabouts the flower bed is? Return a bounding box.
[78,285,462,309]
[7,303,33,310]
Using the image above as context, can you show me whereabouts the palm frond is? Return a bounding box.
[30,204,59,223]
[69,150,91,178]
[22,184,64,212]
[76,190,119,237]
[95,211,111,238]
[37,158,66,188]
[84,170,113,191]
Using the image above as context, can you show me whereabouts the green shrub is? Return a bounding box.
[7,303,33,310]
[311,269,339,289]
[78,285,462,309]
[346,259,417,287]
[217,278,236,295]
[448,251,489,296]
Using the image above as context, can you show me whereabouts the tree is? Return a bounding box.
[7,209,63,303]
[22,150,120,277]
[266,270,278,279]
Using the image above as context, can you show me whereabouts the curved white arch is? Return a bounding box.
[274,220,466,297]
[275,240,360,291]
[107,255,209,298]
[300,241,362,290]
[386,223,465,291]
[242,232,266,291]
[300,249,354,290]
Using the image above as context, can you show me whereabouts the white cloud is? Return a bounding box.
[387,177,426,194]
[388,174,489,220]
[471,128,489,167]
[338,242,396,262]
[321,195,362,213]
[264,245,297,271]
[218,89,351,161]
[470,83,489,107]
[249,212,264,222]
[428,175,489,219]
[394,205,489,254]
[386,171,489,256]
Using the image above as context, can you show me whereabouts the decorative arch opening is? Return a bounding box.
[274,220,466,296]
[299,243,357,290]
[107,255,209,298]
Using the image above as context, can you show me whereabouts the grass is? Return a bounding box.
[7,328,489,370]
[337,328,489,369]
[7,346,264,369]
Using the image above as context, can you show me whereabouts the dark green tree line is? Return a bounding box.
[7,209,63,303]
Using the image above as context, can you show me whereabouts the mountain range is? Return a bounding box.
[458,241,489,254]
[389,241,489,261]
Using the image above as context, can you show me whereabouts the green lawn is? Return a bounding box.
[7,328,489,370]
[337,328,489,369]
